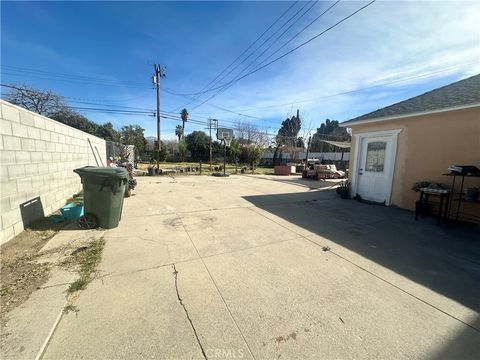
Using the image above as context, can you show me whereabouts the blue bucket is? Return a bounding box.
[60,203,84,220]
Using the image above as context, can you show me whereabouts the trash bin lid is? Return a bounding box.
[74,166,128,179]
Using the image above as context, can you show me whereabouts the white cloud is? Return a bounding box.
[127,1,479,137]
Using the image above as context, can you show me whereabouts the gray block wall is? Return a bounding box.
[0,100,107,244]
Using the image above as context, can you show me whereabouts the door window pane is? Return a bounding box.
[365,141,386,172]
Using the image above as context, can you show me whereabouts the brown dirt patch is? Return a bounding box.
[0,218,66,329]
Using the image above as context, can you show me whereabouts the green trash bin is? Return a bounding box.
[74,166,128,229]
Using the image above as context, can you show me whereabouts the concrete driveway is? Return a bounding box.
[43,174,480,359]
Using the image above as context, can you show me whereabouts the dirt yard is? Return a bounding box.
[0,217,82,329]
[0,225,58,327]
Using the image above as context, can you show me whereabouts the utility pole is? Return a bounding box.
[208,118,217,171]
[305,135,311,166]
[153,64,166,173]
[208,118,213,171]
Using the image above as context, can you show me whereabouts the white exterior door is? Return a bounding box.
[356,136,393,204]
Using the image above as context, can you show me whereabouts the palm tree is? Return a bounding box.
[180,108,189,135]
[175,124,183,142]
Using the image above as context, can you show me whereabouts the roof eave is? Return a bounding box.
[340,103,480,127]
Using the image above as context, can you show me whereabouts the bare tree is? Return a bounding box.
[234,120,270,146]
[4,84,66,116]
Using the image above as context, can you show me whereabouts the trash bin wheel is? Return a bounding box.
[78,213,98,229]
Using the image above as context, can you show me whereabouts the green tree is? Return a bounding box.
[119,125,147,157]
[178,140,188,162]
[273,113,301,165]
[244,144,264,174]
[228,138,240,173]
[310,119,350,152]
[49,107,100,135]
[180,108,189,135]
[185,131,209,161]
[175,124,184,142]
[276,114,301,147]
[212,140,223,157]
[150,141,167,162]
[96,122,119,142]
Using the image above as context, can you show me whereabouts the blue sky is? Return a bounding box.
[1,1,479,139]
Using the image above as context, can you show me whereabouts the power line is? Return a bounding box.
[176,1,314,110]
[1,67,268,121]
[192,1,299,97]
[3,58,472,127]
[173,1,304,112]
[192,61,478,114]
[1,65,148,87]
[1,70,149,89]
[254,0,341,70]
[200,1,314,93]
[68,100,155,112]
[189,1,335,111]
[69,106,155,116]
[164,87,272,122]
[1,84,258,131]
[174,0,377,98]
[0,83,239,125]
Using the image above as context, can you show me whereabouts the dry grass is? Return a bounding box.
[66,238,105,294]
[137,162,274,175]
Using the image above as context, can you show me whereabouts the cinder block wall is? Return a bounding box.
[0,100,107,244]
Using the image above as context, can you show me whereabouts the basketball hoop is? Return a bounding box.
[215,127,234,176]
[216,127,233,146]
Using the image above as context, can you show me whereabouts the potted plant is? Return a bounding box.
[336,181,350,199]
[411,181,445,192]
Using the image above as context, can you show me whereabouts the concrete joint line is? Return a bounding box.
[176,214,256,360]
[100,238,300,282]
[35,275,76,360]
[199,237,298,261]
[124,205,255,220]
[248,207,480,334]
[172,264,208,360]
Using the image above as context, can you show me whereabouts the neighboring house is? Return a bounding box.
[340,74,480,217]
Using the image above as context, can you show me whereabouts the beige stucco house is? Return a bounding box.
[340,74,480,219]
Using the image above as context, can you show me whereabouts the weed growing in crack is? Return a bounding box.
[67,238,105,294]
[63,304,79,314]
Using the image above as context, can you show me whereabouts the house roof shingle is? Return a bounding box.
[341,74,480,126]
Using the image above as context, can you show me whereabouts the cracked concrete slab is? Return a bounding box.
[9,174,479,359]
[99,234,199,275]
[173,260,253,360]
[101,214,200,274]
[43,266,205,360]
[180,207,300,257]
[202,238,480,359]
[306,233,479,328]
[1,269,72,360]
[39,229,105,254]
